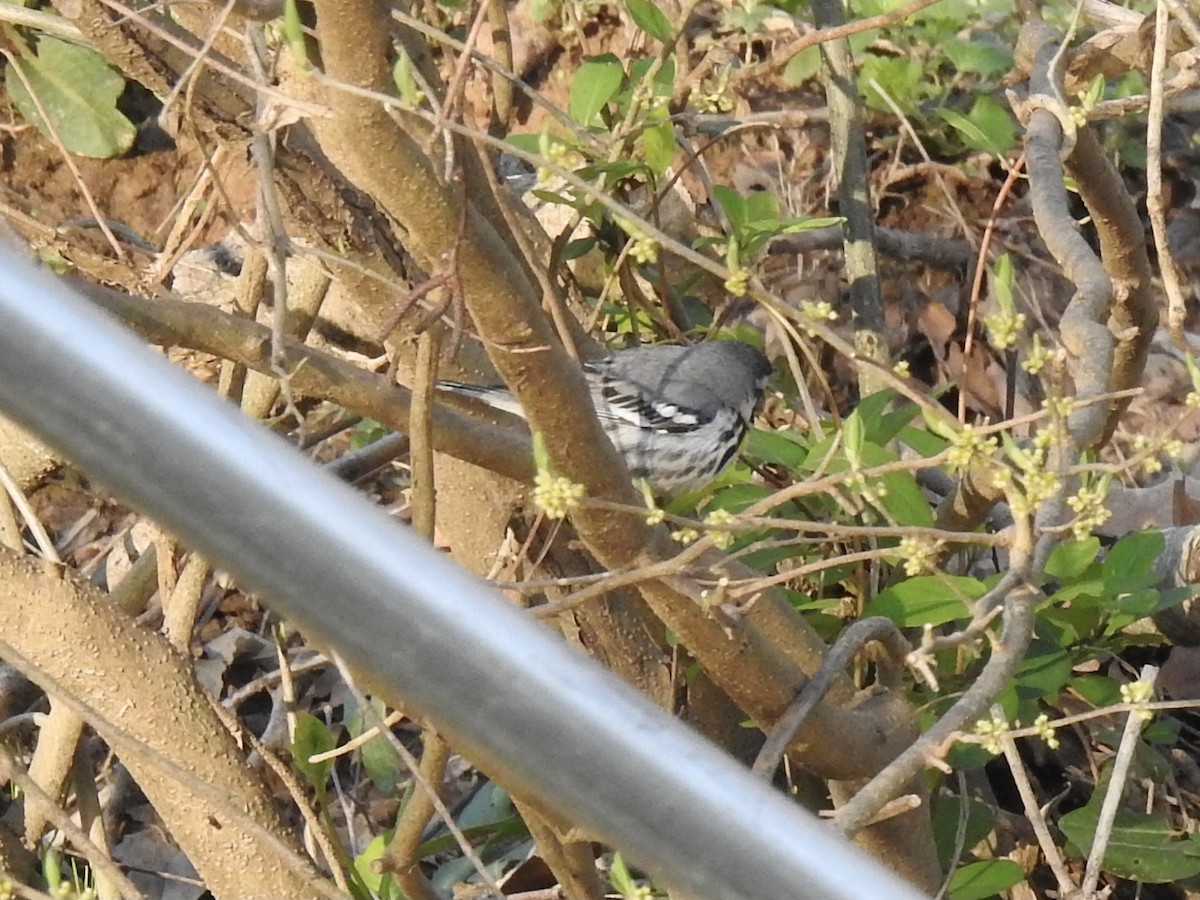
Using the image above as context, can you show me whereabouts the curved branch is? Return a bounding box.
[1018,20,1154,447]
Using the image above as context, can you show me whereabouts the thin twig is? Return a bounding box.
[0,460,58,561]
[997,705,1079,898]
[752,617,909,778]
[1146,0,1188,346]
[1081,665,1159,897]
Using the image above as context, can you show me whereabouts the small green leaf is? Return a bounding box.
[627,56,676,99]
[563,237,597,260]
[931,795,996,868]
[1013,645,1072,699]
[1070,673,1124,707]
[947,860,1025,900]
[936,96,1017,156]
[843,408,865,469]
[783,45,821,85]
[7,37,136,158]
[569,54,624,127]
[991,253,1014,314]
[283,0,309,66]
[346,697,403,793]
[859,54,925,113]
[291,712,335,787]
[610,853,640,898]
[625,0,674,42]
[712,184,747,231]
[1045,537,1101,580]
[1102,529,1164,579]
[640,118,676,177]
[505,132,543,155]
[743,189,780,223]
[393,51,424,106]
[354,834,392,895]
[865,575,987,627]
[744,428,809,470]
[943,37,1012,79]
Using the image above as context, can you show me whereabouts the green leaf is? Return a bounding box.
[947,860,1025,900]
[743,189,780,223]
[800,435,933,527]
[1103,529,1164,579]
[569,54,624,127]
[898,424,948,458]
[626,56,676,99]
[859,54,925,113]
[563,237,597,260]
[943,37,1013,79]
[1061,802,1200,882]
[782,45,821,86]
[346,696,403,793]
[865,575,987,627]
[935,97,1017,156]
[712,184,747,231]
[1070,673,1124,707]
[640,118,676,177]
[626,0,674,42]
[505,132,543,155]
[843,407,865,469]
[931,795,996,868]
[7,37,135,158]
[1013,645,1072,699]
[1045,536,1101,580]
[610,853,640,898]
[291,712,335,787]
[354,834,396,898]
[991,253,1015,314]
[393,51,424,106]
[744,427,809,470]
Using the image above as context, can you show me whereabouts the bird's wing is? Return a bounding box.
[585,368,707,433]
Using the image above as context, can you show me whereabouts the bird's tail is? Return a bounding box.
[436,382,528,419]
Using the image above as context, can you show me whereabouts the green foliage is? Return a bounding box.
[569,55,626,128]
[625,0,674,43]
[6,36,136,159]
[352,781,528,900]
[1040,531,1188,643]
[351,418,390,449]
[932,794,996,867]
[776,0,1021,158]
[946,860,1026,900]
[865,575,987,627]
[1060,786,1200,882]
[712,184,843,267]
[291,712,336,788]
[346,696,404,793]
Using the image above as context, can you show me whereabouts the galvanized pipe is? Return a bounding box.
[0,245,929,900]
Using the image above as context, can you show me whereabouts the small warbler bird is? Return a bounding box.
[438,340,772,491]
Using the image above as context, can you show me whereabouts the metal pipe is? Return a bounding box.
[0,245,929,900]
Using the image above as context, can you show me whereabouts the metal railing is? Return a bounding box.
[0,244,931,900]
